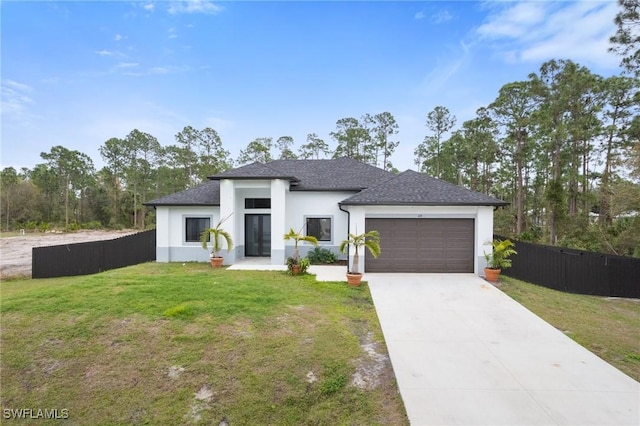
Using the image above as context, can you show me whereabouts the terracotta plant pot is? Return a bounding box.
[210,257,224,268]
[346,273,362,287]
[484,268,501,283]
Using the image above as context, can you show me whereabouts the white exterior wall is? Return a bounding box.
[284,191,354,259]
[270,179,288,264]
[156,182,496,274]
[230,180,272,262]
[343,204,495,275]
[155,205,221,262]
[219,180,236,263]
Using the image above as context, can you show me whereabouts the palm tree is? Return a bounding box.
[484,238,517,270]
[283,227,318,261]
[340,230,381,274]
[201,213,233,258]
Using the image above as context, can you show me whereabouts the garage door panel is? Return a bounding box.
[365,218,474,273]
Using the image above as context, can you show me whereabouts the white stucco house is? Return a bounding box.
[146,158,507,275]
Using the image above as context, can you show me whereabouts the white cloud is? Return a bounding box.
[418,41,473,96]
[120,65,189,77]
[143,3,155,12]
[3,80,33,94]
[476,1,619,69]
[168,28,178,39]
[167,1,222,15]
[95,50,113,56]
[1,79,34,117]
[432,10,452,24]
[114,34,126,42]
[477,2,547,39]
[150,67,169,75]
[416,8,453,24]
[203,116,235,132]
[116,62,139,68]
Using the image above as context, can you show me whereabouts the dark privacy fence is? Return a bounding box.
[496,236,640,299]
[32,230,156,278]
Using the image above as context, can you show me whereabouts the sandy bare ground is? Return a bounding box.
[0,230,138,279]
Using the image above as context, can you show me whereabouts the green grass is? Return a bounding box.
[0,230,25,238]
[499,276,640,382]
[1,263,407,425]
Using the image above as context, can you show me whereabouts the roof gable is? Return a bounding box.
[268,158,393,191]
[209,158,393,191]
[340,170,508,206]
[209,162,298,181]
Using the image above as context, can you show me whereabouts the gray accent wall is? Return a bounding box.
[271,249,285,265]
[157,247,170,262]
[478,255,488,274]
[156,246,211,262]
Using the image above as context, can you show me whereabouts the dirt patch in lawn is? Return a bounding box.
[0,229,137,278]
[352,331,390,390]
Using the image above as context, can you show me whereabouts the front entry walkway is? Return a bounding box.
[367,273,639,426]
[227,261,347,282]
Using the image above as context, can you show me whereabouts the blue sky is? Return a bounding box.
[1,1,623,172]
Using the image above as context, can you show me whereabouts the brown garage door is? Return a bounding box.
[365,218,474,273]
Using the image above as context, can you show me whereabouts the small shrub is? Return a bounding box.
[307,247,338,264]
[286,257,311,275]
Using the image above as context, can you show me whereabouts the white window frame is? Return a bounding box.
[305,216,333,243]
[183,216,212,245]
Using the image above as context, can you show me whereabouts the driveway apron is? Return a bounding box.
[367,273,639,426]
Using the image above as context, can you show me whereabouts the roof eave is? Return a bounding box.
[339,201,509,207]
[208,175,300,182]
[144,202,220,207]
[290,187,365,192]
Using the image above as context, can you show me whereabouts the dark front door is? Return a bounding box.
[245,214,271,257]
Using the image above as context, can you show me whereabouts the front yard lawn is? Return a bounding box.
[1,263,408,425]
[499,276,640,382]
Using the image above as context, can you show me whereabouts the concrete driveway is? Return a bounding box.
[367,273,640,426]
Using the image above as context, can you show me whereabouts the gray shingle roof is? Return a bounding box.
[340,170,508,206]
[267,158,393,191]
[209,158,392,190]
[209,162,299,181]
[147,159,507,207]
[145,180,220,206]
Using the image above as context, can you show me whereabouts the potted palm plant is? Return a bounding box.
[339,230,381,286]
[483,238,517,283]
[283,227,318,275]
[201,213,233,268]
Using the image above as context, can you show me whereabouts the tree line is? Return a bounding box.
[0,114,403,234]
[1,1,638,257]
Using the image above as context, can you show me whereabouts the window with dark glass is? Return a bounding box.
[306,217,331,241]
[245,198,271,209]
[186,217,210,242]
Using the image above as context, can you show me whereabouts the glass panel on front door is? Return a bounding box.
[245,214,271,257]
